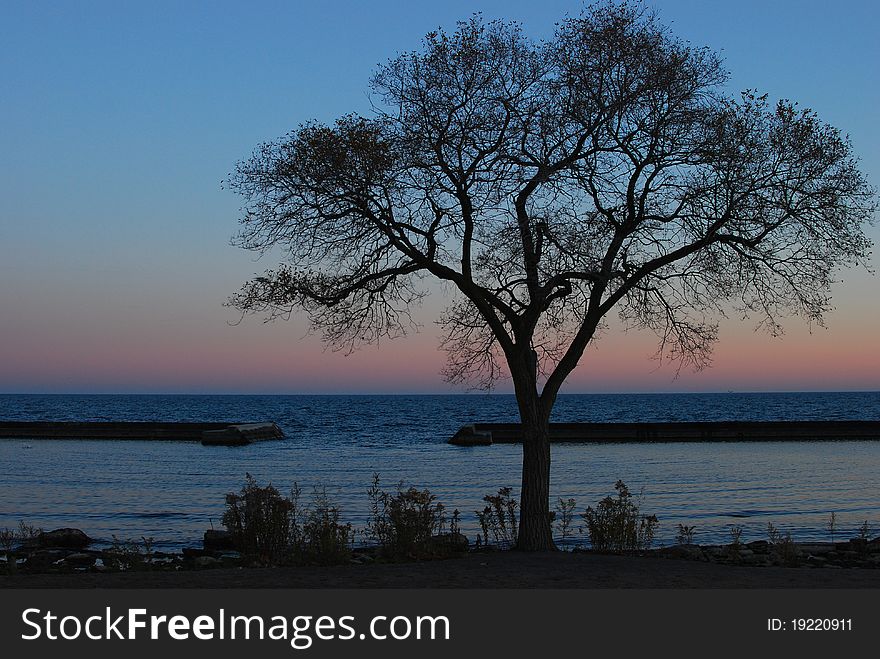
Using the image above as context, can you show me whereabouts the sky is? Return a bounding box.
[0,0,878,394]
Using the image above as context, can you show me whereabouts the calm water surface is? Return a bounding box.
[1,392,878,550]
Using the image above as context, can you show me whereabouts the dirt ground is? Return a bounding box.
[4,550,880,589]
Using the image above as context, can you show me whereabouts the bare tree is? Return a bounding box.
[227,2,875,550]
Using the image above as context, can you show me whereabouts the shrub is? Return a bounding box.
[1,522,44,575]
[17,521,42,544]
[222,476,355,566]
[728,524,744,548]
[0,528,15,575]
[582,480,658,553]
[476,487,518,548]
[105,536,154,571]
[555,497,577,545]
[767,522,798,566]
[725,524,744,560]
[296,485,353,565]
[827,512,837,543]
[449,509,461,538]
[366,474,447,559]
[676,524,697,545]
[222,474,293,565]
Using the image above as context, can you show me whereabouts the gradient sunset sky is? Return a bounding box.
[1,0,878,394]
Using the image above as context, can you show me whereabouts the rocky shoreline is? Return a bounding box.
[655,537,880,569]
[4,526,880,577]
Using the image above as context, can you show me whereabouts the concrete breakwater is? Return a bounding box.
[449,420,880,446]
[0,421,284,446]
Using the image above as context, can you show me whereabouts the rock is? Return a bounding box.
[182,547,211,559]
[65,552,97,568]
[448,425,492,446]
[848,538,868,552]
[17,535,41,551]
[193,556,221,568]
[351,549,377,563]
[798,543,834,555]
[806,554,827,566]
[745,540,769,553]
[201,423,284,446]
[429,532,469,552]
[38,528,91,549]
[703,546,727,559]
[204,530,235,551]
[658,544,705,561]
[25,549,70,570]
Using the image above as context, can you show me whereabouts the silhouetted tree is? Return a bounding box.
[227,2,875,550]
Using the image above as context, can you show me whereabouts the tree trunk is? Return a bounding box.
[517,415,555,550]
[510,351,555,551]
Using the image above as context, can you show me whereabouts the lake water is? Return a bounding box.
[1,392,879,550]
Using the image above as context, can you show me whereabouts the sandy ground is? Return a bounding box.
[3,551,880,588]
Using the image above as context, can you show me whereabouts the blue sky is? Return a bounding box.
[1,1,878,393]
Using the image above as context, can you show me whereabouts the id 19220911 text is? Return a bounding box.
[768,618,852,632]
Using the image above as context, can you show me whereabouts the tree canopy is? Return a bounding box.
[228,1,875,549]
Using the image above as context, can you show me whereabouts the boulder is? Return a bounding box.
[429,532,470,553]
[351,547,379,562]
[193,556,221,568]
[204,529,235,551]
[658,544,705,561]
[848,538,868,552]
[798,543,834,555]
[25,549,70,570]
[739,553,772,566]
[38,528,91,549]
[745,540,770,553]
[702,546,727,559]
[65,552,97,568]
[201,423,284,446]
[449,426,492,446]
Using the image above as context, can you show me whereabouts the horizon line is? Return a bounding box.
[2,389,878,397]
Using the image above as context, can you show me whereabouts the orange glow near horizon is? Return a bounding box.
[3,303,877,393]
